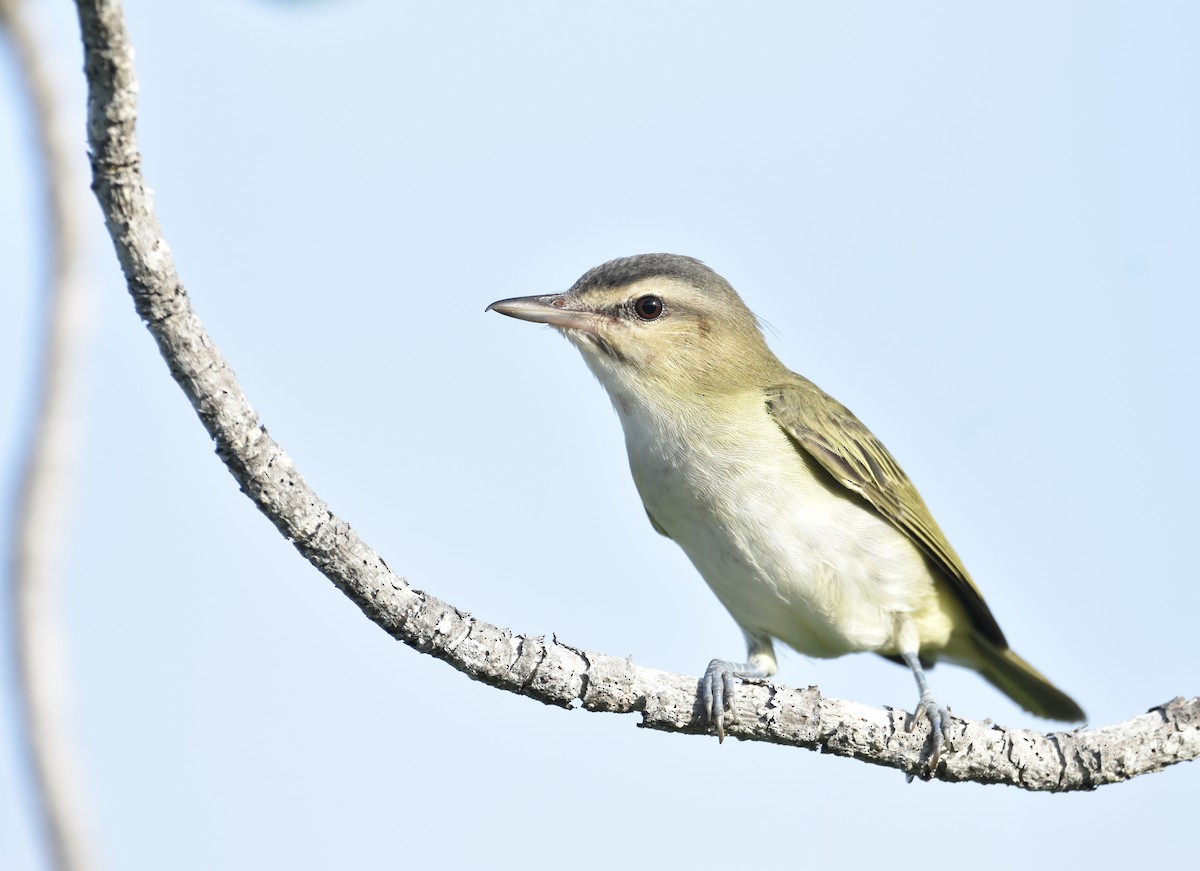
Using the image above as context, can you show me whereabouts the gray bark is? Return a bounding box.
[72,0,1198,792]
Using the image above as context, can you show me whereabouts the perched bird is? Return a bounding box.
[487,254,1084,759]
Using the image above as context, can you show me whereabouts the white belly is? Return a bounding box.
[616,391,950,658]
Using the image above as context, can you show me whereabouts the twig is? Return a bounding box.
[3,0,97,868]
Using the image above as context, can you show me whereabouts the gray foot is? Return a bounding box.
[700,658,769,742]
[906,690,951,778]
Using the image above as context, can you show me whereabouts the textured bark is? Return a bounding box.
[72,0,1198,791]
[3,0,99,869]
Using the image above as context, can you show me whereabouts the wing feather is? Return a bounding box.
[765,376,1006,647]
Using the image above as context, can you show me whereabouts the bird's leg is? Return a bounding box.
[701,637,776,742]
[901,649,951,776]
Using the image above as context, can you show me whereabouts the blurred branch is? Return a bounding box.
[2,0,98,869]
[72,0,1200,792]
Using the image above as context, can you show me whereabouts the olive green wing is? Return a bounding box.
[765,376,1006,648]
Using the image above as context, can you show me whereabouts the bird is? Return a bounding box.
[487,253,1084,762]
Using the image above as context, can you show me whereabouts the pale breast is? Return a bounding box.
[618,392,946,658]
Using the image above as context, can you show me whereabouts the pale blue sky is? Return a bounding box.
[2,2,1197,869]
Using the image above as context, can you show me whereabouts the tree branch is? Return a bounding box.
[72,0,1198,792]
[3,0,99,868]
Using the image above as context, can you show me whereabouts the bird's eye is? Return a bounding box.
[634,295,664,320]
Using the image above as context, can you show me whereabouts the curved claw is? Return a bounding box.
[906,691,951,777]
[700,657,775,742]
[701,659,737,742]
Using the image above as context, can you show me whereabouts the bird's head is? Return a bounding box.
[487,254,784,406]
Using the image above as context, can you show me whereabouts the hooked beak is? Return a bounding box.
[486,294,602,335]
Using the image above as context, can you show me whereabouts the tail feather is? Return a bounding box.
[969,635,1085,722]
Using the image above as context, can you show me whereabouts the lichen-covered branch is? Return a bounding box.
[3,0,98,868]
[73,0,1198,791]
